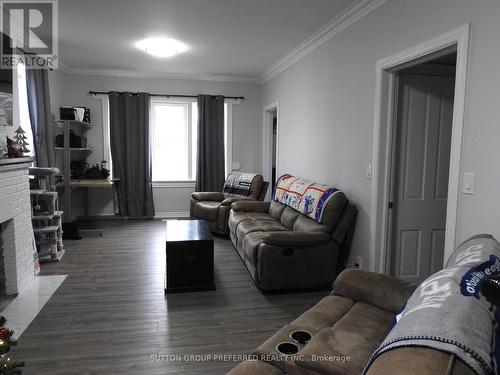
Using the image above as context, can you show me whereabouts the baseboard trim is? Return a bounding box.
[154,211,190,219]
[77,212,190,221]
[76,214,118,221]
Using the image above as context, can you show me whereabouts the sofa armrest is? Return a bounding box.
[331,204,357,246]
[263,231,331,247]
[365,347,473,375]
[332,268,417,313]
[220,196,256,206]
[191,192,225,202]
[231,201,270,212]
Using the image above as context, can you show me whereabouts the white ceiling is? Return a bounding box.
[58,0,355,81]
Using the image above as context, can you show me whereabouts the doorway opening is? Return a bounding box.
[370,24,470,276]
[271,109,278,193]
[389,52,457,283]
[263,103,279,200]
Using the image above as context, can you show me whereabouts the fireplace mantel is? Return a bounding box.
[0,157,34,167]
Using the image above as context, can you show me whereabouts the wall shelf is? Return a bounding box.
[54,119,92,128]
[55,119,94,223]
[30,173,64,264]
[55,147,93,151]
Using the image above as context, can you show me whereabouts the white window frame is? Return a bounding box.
[93,95,237,189]
[92,94,112,178]
[151,97,195,184]
[224,100,234,178]
[13,63,34,157]
[152,97,236,188]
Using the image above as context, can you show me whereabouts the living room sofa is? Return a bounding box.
[228,181,357,291]
[227,268,473,375]
[228,234,500,375]
[190,173,266,235]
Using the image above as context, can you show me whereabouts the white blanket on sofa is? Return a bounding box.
[273,174,341,223]
[363,236,500,375]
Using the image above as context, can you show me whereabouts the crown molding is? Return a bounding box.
[260,0,387,84]
[55,0,385,86]
[57,63,259,84]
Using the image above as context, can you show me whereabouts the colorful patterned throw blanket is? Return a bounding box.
[223,172,257,197]
[363,236,500,375]
[273,174,341,223]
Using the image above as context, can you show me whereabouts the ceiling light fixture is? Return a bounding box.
[135,37,188,58]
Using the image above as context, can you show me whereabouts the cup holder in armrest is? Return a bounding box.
[289,330,312,344]
[275,342,299,356]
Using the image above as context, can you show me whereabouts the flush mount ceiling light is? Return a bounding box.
[135,37,188,58]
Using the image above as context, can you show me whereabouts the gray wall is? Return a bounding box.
[48,71,262,216]
[262,0,500,269]
[48,0,500,270]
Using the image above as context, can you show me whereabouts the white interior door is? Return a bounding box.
[391,73,455,283]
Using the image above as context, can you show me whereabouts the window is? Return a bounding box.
[151,98,231,182]
[94,95,235,184]
[151,100,196,181]
[101,95,112,179]
[14,63,34,157]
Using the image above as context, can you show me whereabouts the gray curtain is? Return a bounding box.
[196,95,225,192]
[109,92,154,218]
[26,69,55,169]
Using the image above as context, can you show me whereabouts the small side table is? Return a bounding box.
[164,220,215,293]
[64,178,120,237]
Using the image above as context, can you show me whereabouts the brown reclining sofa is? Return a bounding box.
[228,233,500,375]
[190,173,266,235]
[227,267,475,375]
[228,186,357,291]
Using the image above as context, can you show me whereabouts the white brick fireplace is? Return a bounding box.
[0,157,39,295]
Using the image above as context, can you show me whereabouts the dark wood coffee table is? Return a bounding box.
[164,219,215,293]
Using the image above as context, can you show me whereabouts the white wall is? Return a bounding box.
[48,67,68,118]
[262,0,500,269]
[48,71,262,217]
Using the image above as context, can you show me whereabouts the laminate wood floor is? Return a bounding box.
[10,220,327,374]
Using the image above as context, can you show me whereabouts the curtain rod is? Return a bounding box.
[89,91,245,100]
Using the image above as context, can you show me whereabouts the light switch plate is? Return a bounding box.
[463,173,474,195]
[231,161,241,170]
[356,256,363,269]
[365,164,372,179]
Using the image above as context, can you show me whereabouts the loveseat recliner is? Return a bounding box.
[190,173,267,235]
[228,234,498,375]
[227,268,417,375]
[228,174,357,291]
[227,268,474,375]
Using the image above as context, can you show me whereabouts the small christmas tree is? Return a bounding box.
[0,317,24,375]
[0,357,24,375]
[12,127,30,154]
